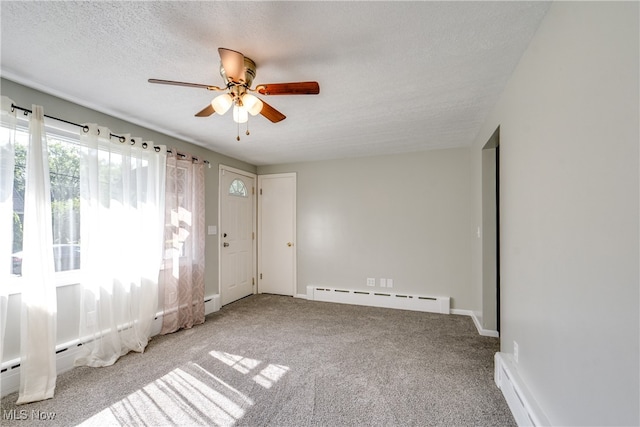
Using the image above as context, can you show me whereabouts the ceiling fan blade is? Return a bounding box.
[195,104,216,117]
[218,47,246,83]
[259,99,286,123]
[256,81,320,95]
[148,78,219,90]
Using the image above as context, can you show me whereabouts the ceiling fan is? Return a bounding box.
[149,47,320,139]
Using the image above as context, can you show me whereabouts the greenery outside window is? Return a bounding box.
[7,119,81,287]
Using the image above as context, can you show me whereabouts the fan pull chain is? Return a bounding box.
[237,119,240,141]
[246,120,250,136]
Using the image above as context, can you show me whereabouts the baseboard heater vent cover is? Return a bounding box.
[307,286,450,314]
[1,294,222,398]
[494,352,550,426]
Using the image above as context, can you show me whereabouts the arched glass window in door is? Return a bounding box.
[229,178,248,197]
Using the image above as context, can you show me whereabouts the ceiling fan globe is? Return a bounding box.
[211,93,233,115]
[233,105,249,124]
[242,93,263,116]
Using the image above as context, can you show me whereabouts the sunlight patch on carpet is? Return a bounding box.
[210,350,261,374]
[253,364,289,389]
[78,352,290,426]
[209,350,290,389]
[79,365,248,426]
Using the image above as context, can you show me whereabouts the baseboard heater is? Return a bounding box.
[306,285,450,314]
[1,294,221,398]
[494,352,550,426]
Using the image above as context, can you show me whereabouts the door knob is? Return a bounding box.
[223,242,229,247]
[287,242,293,247]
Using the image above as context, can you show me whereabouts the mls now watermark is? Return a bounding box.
[3,409,57,421]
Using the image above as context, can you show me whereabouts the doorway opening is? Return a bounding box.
[482,126,500,333]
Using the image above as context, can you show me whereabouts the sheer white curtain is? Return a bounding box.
[75,125,166,367]
[17,104,58,404]
[159,151,205,334]
[0,97,17,397]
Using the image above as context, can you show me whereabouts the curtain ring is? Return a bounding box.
[119,136,125,143]
[154,146,161,152]
[82,125,89,133]
[130,138,135,146]
[142,142,148,149]
[23,110,28,116]
[10,104,15,113]
[97,129,101,135]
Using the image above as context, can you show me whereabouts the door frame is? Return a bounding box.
[257,172,297,296]
[218,164,258,303]
[482,126,500,334]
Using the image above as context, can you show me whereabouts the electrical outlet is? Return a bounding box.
[366,278,376,287]
[513,341,519,363]
[387,279,393,288]
[380,278,386,287]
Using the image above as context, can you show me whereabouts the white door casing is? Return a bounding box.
[219,166,256,306]
[258,173,296,296]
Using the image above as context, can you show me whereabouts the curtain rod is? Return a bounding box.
[10,103,210,165]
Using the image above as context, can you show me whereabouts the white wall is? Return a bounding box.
[471,2,639,425]
[258,148,474,309]
[1,78,256,364]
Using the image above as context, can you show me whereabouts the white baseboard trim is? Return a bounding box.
[294,293,307,299]
[1,294,221,398]
[450,309,499,337]
[495,352,550,426]
[306,285,450,314]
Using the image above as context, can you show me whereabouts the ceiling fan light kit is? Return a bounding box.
[211,93,233,115]
[241,93,263,116]
[149,47,320,141]
[233,104,249,124]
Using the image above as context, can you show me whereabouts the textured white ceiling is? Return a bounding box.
[1,1,550,166]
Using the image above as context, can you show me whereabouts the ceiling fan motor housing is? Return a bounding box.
[219,56,257,88]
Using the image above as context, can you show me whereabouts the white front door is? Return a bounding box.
[258,173,296,296]
[220,167,256,306]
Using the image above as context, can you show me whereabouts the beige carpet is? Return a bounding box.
[1,294,514,426]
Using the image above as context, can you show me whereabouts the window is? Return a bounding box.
[229,178,248,197]
[8,119,81,280]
